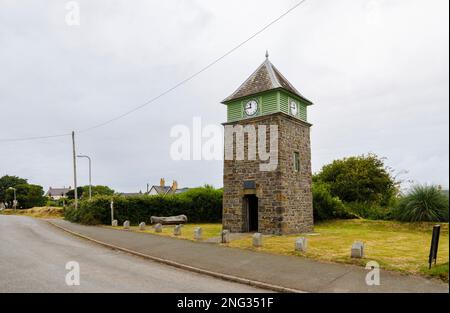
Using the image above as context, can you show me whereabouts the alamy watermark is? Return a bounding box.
[170,117,279,171]
[65,261,80,286]
[365,261,380,286]
[65,1,80,26]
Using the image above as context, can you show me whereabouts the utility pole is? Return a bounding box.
[8,187,17,211]
[72,131,78,209]
[110,200,114,223]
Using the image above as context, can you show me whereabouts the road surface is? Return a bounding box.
[0,215,266,293]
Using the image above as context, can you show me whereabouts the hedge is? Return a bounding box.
[312,182,357,221]
[64,187,223,225]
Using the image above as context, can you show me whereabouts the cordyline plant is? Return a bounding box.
[395,185,449,222]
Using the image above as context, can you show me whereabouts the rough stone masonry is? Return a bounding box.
[222,113,314,235]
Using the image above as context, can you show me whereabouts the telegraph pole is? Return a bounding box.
[72,131,78,209]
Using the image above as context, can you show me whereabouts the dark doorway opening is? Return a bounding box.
[244,195,258,232]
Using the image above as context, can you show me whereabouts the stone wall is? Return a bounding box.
[222,112,313,235]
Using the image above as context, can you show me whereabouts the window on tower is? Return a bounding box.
[293,152,300,172]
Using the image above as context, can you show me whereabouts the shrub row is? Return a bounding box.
[64,183,449,225]
[64,187,223,225]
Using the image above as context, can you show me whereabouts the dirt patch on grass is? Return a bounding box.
[1,206,63,219]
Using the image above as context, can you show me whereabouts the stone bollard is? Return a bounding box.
[252,233,263,247]
[154,223,162,233]
[221,230,230,243]
[194,227,202,240]
[139,222,146,230]
[111,219,118,227]
[295,237,308,252]
[123,220,130,230]
[351,241,365,258]
[174,224,182,236]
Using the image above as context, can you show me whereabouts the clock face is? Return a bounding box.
[244,100,258,116]
[289,100,298,116]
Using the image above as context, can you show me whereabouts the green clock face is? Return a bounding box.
[244,100,258,116]
[289,100,298,116]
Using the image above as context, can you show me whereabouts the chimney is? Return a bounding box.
[160,178,165,187]
[172,180,178,191]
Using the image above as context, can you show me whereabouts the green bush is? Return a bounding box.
[46,197,71,207]
[312,183,356,221]
[345,202,393,220]
[313,153,398,206]
[393,185,449,222]
[64,187,223,225]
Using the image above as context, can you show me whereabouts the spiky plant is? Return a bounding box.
[395,185,449,222]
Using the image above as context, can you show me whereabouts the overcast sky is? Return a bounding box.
[0,0,448,192]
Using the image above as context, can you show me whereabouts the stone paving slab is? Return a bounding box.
[48,219,448,293]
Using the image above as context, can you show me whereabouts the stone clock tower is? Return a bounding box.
[222,53,314,235]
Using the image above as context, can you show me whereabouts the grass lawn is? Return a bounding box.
[112,219,449,280]
[0,207,63,219]
[228,219,449,281]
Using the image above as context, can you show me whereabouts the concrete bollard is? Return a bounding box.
[123,220,130,230]
[221,230,230,243]
[174,224,182,236]
[295,237,307,252]
[194,227,202,240]
[252,233,263,247]
[351,241,365,258]
[154,223,162,233]
[111,219,118,227]
[139,222,146,230]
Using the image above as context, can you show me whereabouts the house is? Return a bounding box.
[46,187,71,200]
[147,178,189,196]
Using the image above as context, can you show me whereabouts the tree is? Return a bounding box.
[314,153,398,206]
[5,183,46,209]
[0,175,28,202]
[82,185,115,197]
[66,187,84,199]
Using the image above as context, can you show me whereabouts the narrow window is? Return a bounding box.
[293,152,300,172]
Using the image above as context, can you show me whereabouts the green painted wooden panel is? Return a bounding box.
[280,92,289,115]
[262,92,277,114]
[299,103,307,121]
[227,101,242,121]
[225,90,308,122]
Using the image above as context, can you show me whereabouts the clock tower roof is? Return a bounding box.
[222,55,312,104]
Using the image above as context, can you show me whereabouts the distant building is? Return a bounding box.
[46,187,71,200]
[147,178,189,196]
[119,191,144,197]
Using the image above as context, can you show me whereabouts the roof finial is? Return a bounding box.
[265,50,269,59]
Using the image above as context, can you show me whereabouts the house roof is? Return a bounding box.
[222,56,312,104]
[46,187,71,197]
[119,192,143,197]
[174,187,189,194]
[148,185,190,195]
[149,185,172,195]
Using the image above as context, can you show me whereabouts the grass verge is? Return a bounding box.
[0,206,63,219]
[84,218,450,281]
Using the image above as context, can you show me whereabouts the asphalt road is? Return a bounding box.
[0,215,266,293]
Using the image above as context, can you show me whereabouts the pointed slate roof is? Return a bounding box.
[222,55,312,104]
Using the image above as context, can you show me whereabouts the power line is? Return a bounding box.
[0,132,71,143]
[0,0,308,142]
[78,0,308,133]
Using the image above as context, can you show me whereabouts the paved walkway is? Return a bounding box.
[49,219,448,293]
